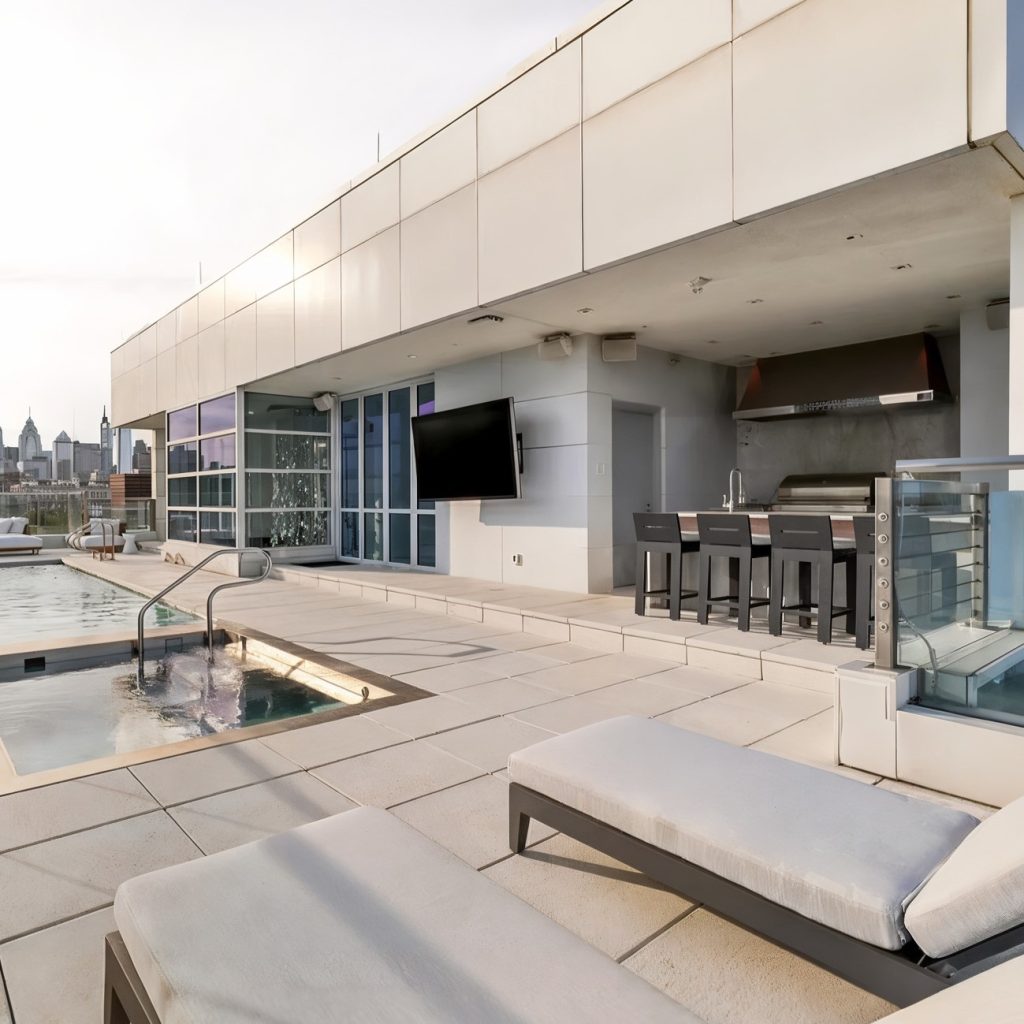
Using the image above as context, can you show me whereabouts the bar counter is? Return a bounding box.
[677,509,873,546]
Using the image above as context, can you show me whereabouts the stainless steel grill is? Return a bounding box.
[770,472,881,513]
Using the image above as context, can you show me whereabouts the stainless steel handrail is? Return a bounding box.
[136,547,273,685]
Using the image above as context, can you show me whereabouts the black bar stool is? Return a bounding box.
[768,515,857,644]
[695,514,770,631]
[854,516,875,650]
[633,513,699,621]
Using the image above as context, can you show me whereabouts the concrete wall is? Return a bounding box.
[735,337,961,500]
[1008,0,1024,150]
[436,339,734,593]
[112,0,981,429]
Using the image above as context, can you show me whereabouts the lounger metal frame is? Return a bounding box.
[105,933,159,1024]
[509,782,1024,1008]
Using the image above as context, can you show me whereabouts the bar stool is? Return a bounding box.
[633,513,699,621]
[853,516,875,650]
[768,515,857,644]
[695,514,770,631]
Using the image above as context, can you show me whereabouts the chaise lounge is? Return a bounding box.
[0,517,43,555]
[67,517,125,559]
[508,715,1024,1007]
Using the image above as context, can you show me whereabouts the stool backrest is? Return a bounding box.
[769,514,833,550]
[633,512,682,545]
[696,513,752,547]
[853,515,875,553]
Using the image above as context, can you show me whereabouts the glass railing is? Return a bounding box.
[879,457,1024,728]
[0,493,154,536]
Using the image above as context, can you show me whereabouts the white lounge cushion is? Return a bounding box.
[114,807,693,1024]
[508,716,978,950]
[78,535,125,549]
[905,793,1024,957]
[876,949,1024,1022]
[0,534,42,550]
[0,518,11,535]
[10,517,30,535]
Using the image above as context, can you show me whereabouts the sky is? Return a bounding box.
[0,0,605,448]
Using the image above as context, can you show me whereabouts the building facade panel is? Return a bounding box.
[583,46,733,270]
[733,0,968,219]
[477,40,581,176]
[294,256,343,365]
[294,200,341,278]
[732,0,803,37]
[197,322,227,399]
[137,325,157,363]
[156,310,177,353]
[156,347,176,413]
[478,127,583,304]
[255,283,296,378]
[399,111,477,218]
[400,183,478,331]
[341,226,401,349]
[175,335,199,406]
[581,0,730,118]
[197,279,225,333]
[341,163,400,253]
[175,295,198,344]
[224,305,257,390]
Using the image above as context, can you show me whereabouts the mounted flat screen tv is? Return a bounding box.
[412,398,523,501]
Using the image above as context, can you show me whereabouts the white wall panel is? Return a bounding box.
[156,311,176,353]
[341,164,400,252]
[341,226,400,349]
[478,41,581,175]
[583,48,733,270]
[582,0,730,118]
[175,336,198,407]
[140,357,157,418]
[197,279,225,333]
[294,257,342,365]
[256,283,295,379]
[400,112,477,217]
[733,0,803,36]
[224,305,257,390]
[514,392,590,448]
[448,501,504,582]
[733,0,967,219]
[137,325,157,364]
[970,0,1008,141]
[478,128,583,303]
[227,235,294,316]
[294,200,341,278]
[175,296,198,343]
[111,347,123,379]
[120,336,140,372]
[156,348,176,413]
[197,322,226,399]
[400,184,477,330]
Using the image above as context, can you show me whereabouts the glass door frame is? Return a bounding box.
[337,377,436,569]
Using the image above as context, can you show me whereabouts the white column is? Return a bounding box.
[1002,193,1024,624]
[1009,194,1024,464]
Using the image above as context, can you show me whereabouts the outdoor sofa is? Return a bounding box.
[0,517,43,555]
[508,715,1024,1007]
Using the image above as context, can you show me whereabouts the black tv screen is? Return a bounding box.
[412,398,522,501]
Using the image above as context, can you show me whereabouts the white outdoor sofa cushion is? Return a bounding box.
[0,517,11,534]
[905,792,1024,958]
[113,806,694,1024]
[508,716,978,950]
[0,535,43,550]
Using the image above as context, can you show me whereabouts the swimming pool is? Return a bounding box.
[0,646,346,776]
[0,565,194,644]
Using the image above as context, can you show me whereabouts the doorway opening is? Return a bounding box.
[612,405,658,588]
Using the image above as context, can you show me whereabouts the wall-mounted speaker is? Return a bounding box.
[313,393,336,412]
[538,333,573,360]
[601,333,637,362]
[986,298,1010,332]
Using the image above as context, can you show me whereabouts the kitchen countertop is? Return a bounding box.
[676,509,873,545]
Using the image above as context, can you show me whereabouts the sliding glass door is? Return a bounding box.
[339,381,436,568]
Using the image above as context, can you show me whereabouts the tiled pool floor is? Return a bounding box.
[0,554,994,1024]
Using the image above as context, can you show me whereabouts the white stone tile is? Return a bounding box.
[656,693,798,748]
[447,677,565,715]
[625,909,894,1024]
[642,665,756,698]
[686,646,764,680]
[471,650,563,676]
[425,717,555,773]
[484,833,691,960]
[522,615,572,641]
[393,661,508,694]
[482,608,525,632]
[0,907,114,1024]
[401,183,477,330]
[514,656,636,696]
[129,739,299,806]
[392,775,556,870]
[529,642,606,664]
[168,774,358,854]
[583,48,733,269]
[0,812,200,941]
[400,111,477,217]
[341,226,401,349]
[312,740,482,808]
[366,694,494,738]
[478,41,580,175]
[478,128,583,304]
[580,679,704,718]
[761,659,837,695]
[622,635,690,662]
[259,715,408,769]
[582,0,730,117]
[512,695,626,734]
[715,680,833,720]
[0,769,158,852]
[569,624,624,652]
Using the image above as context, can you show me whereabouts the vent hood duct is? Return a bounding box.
[734,333,952,421]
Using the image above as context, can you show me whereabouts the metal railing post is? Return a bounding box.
[874,477,897,670]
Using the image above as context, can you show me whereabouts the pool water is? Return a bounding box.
[0,565,194,643]
[0,648,341,775]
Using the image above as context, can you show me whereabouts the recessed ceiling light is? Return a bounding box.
[747,298,764,304]
[689,276,712,295]
[809,320,824,326]
[946,294,961,300]
[577,307,594,314]
[890,263,912,271]
[845,233,863,241]
[407,354,417,360]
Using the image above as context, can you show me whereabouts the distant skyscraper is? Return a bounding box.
[51,431,74,482]
[100,406,113,479]
[18,413,42,462]
[117,428,134,474]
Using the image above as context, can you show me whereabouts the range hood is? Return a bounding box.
[734,333,952,421]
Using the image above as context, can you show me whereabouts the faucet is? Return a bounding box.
[724,468,744,512]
